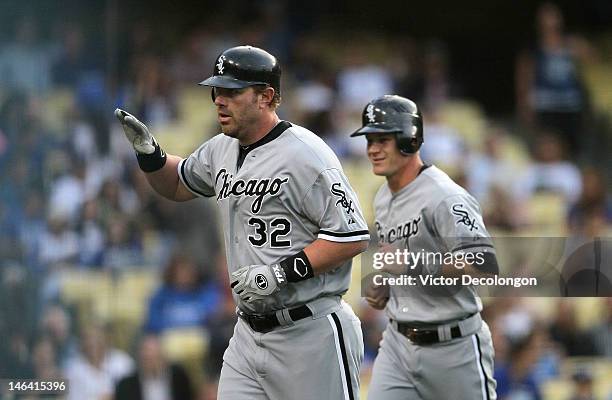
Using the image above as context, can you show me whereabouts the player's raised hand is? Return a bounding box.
[114,108,156,154]
[230,264,287,304]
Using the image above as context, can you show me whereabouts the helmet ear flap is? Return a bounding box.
[396,115,423,155]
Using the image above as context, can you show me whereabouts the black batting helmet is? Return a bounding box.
[199,45,281,100]
[351,95,424,155]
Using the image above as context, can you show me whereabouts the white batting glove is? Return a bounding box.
[230,264,287,304]
[114,108,156,154]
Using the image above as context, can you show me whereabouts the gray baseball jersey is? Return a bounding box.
[178,121,370,314]
[373,165,496,324]
[369,165,497,400]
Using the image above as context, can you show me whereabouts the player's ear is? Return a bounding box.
[258,86,275,109]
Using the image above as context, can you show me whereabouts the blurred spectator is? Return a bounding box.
[566,369,596,400]
[77,200,106,267]
[17,191,46,268]
[132,54,176,126]
[515,2,591,152]
[0,330,32,379]
[482,186,521,232]
[47,158,91,224]
[489,318,510,368]
[1,155,33,220]
[397,40,462,112]
[0,264,40,357]
[419,108,466,171]
[38,213,79,269]
[101,216,143,269]
[495,298,536,344]
[589,298,612,357]
[548,300,596,356]
[64,323,134,400]
[124,22,161,81]
[513,133,582,206]
[531,326,562,385]
[0,270,39,379]
[495,330,543,400]
[170,29,211,86]
[30,335,64,380]
[204,293,236,380]
[144,254,222,335]
[40,304,78,369]
[68,112,100,163]
[336,44,394,111]
[419,41,456,111]
[0,92,28,142]
[290,61,345,152]
[115,335,194,400]
[51,23,90,88]
[0,201,23,264]
[0,16,53,95]
[467,128,518,203]
[97,178,140,222]
[17,118,50,183]
[568,167,612,233]
[358,303,386,367]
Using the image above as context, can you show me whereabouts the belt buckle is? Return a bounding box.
[249,313,274,333]
[407,328,420,343]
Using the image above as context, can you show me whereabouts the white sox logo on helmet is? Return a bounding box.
[216,55,226,74]
[366,104,376,123]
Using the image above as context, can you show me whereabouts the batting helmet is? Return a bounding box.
[199,45,281,100]
[350,95,424,155]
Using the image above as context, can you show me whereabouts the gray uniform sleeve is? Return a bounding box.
[177,140,216,197]
[433,194,496,255]
[301,168,370,243]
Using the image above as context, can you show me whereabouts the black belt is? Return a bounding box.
[393,320,463,345]
[238,305,313,333]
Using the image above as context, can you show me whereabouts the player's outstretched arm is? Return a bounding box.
[144,154,196,201]
[115,108,195,202]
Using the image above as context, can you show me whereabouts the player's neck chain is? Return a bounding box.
[215,168,289,213]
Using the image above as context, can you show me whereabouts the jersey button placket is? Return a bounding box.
[232,202,239,243]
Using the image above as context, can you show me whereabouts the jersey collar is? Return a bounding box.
[390,164,432,197]
[237,120,292,169]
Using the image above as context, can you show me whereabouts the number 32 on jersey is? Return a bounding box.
[248,217,291,247]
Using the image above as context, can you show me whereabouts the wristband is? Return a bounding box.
[279,250,314,282]
[136,140,167,172]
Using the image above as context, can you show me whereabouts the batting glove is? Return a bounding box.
[114,108,157,154]
[230,264,287,303]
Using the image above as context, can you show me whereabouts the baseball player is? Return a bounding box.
[115,45,369,400]
[351,95,499,399]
